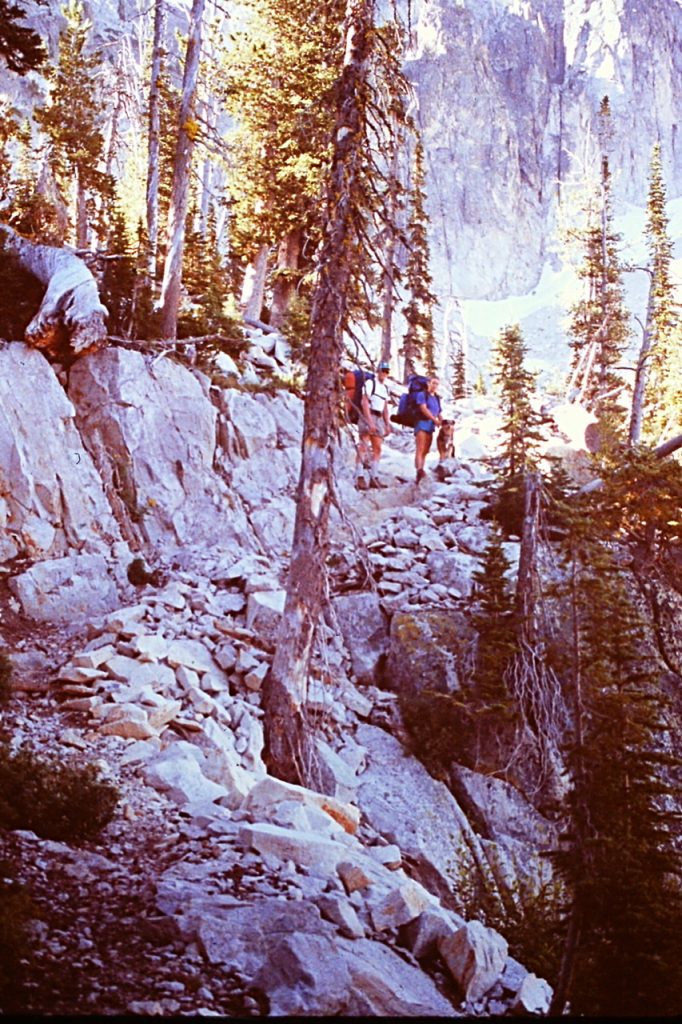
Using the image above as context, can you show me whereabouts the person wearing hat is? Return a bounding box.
[355,360,392,489]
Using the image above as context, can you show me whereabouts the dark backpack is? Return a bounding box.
[390,374,433,427]
[346,368,375,424]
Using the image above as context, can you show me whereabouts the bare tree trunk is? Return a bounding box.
[515,471,541,638]
[263,0,376,784]
[628,274,654,445]
[240,244,270,323]
[380,142,401,365]
[269,229,301,330]
[159,0,206,340]
[145,0,165,280]
[0,223,107,359]
[76,169,88,250]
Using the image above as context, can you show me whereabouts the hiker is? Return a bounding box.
[355,360,392,489]
[414,375,442,483]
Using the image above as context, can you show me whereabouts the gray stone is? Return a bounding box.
[439,920,508,1003]
[333,592,389,685]
[245,590,286,643]
[385,608,472,696]
[9,554,119,624]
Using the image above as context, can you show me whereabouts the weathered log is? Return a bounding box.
[0,223,108,361]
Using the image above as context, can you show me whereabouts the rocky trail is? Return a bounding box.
[0,338,562,1017]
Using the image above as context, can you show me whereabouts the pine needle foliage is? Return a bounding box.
[640,143,682,444]
[0,0,45,74]
[470,526,518,707]
[549,494,682,1017]
[567,98,631,443]
[34,0,113,244]
[401,135,438,378]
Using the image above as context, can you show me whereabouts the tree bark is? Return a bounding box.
[380,142,401,365]
[0,223,107,360]
[269,229,301,330]
[158,0,206,339]
[628,273,654,446]
[145,0,165,280]
[263,0,376,785]
[240,244,270,323]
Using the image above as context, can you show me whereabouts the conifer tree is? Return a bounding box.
[220,0,346,322]
[451,344,468,400]
[470,527,517,707]
[550,530,682,1016]
[567,97,631,446]
[100,200,137,338]
[401,136,437,379]
[630,142,682,445]
[491,323,544,481]
[0,1,45,75]
[34,0,112,247]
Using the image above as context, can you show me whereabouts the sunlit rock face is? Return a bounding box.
[405,0,682,301]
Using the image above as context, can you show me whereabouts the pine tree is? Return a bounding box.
[0,1,45,75]
[220,0,346,321]
[551,535,682,1016]
[632,143,682,445]
[34,0,112,247]
[401,136,438,379]
[567,98,631,447]
[451,345,468,400]
[100,200,137,337]
[491,323,544,481]
[470,527,517,707]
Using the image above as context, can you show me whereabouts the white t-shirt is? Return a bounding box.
[364,377,390,415]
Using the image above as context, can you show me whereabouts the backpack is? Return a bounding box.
[344,368,375,424]
[390,374,433,427]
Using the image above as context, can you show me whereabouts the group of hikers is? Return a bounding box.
[343,364,450,488]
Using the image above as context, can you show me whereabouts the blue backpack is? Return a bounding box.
[391,374,433,427]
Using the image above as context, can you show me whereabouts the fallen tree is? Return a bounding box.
[0,223,108,361]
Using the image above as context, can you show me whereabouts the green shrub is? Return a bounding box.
[0,743,119,841]
[0,653,12,705]
[0,867,35,996]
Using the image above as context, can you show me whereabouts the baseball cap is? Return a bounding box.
[378,361,390,371]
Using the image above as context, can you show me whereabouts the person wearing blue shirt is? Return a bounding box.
[414,375,442,484]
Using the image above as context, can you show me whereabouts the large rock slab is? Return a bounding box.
[439,920,508,1003]
[385,608,473,696]
[355,724,466,905]
[68,348,254,552]
[176,897,457,1016]
[0,344,122,560]
[9,554,120,624]
[333,592,389,685]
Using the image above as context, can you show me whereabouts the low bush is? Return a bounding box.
[0,653,12,705]
[0,742,119,842]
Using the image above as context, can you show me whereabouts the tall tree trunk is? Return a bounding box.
[159,0,205,339]
[269,229,301,330]
[263,0,376,785]
[379,142,401,364]
[240,244,270,323]
[145,0,165,280]
[75,168,88,249]
[628,273,655,445]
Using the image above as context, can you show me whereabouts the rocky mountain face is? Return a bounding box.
[406,0,682,301]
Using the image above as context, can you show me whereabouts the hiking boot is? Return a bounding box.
[369,476,387,489]
[415,468,425,484]
[355,474,369,491]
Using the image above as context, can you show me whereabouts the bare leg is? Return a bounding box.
[415,430,433,482]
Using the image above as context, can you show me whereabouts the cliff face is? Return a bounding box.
[406,0,682,301]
